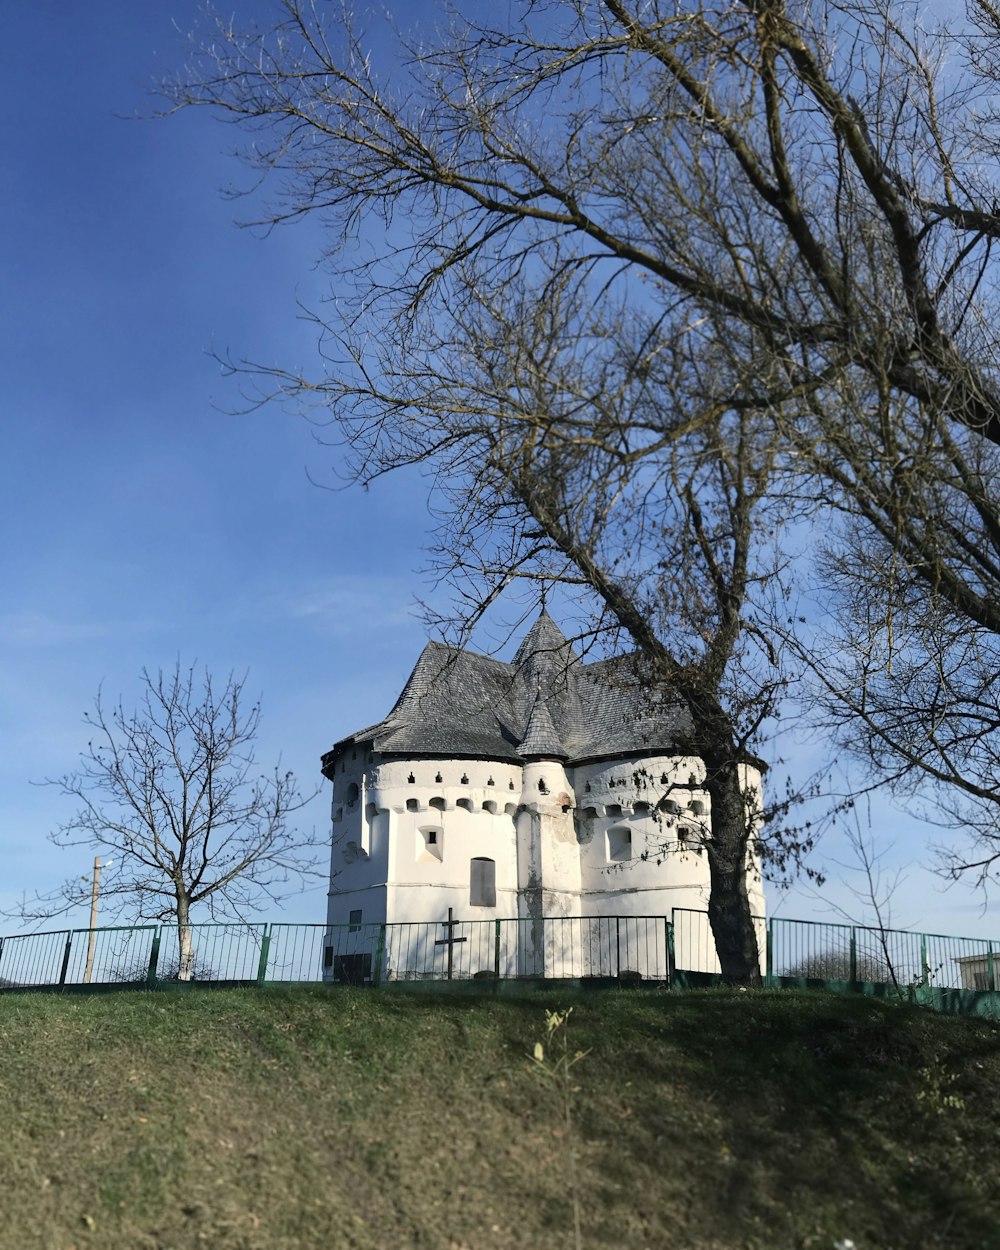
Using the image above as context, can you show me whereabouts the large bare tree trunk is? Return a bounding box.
[176,893,195,983]
[705,849,761,984]
[699,742,762,987]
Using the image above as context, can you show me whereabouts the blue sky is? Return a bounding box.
[0,2,992,940]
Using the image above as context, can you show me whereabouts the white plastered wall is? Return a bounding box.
[324,747,766,980]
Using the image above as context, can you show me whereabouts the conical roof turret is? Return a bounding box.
[512,609,575,676]
[518,688,568,760]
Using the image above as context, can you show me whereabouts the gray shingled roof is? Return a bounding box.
[518,690,568,759]
[322,611,693,772]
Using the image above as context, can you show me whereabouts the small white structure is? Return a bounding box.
[322,611,764,980]
[955,953,997,991]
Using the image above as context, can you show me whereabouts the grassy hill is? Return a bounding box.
[0,985,998,1250]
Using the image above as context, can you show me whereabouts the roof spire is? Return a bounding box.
[512,605,575,673]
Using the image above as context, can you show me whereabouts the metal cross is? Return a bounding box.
[434,907,467,980]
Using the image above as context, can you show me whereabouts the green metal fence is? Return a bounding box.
[0,910,997,997]
[0,914,671,990]
[765,915,998,991]
[373,914,671,982]
[0,925,160,989]
[670,908,768,977]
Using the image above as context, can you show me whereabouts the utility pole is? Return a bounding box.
[83,856,112,984]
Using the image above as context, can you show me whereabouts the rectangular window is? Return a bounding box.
[470,857,496,908]
[607,827,632,862]
[349,908,362,933]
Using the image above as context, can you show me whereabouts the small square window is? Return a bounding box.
[418,827,443,862]
[348,909,362,933]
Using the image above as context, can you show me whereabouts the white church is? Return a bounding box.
[322,611,764,981]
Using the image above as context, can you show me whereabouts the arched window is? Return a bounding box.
[346,782,359,808]
[429,796,446,811]
[470,857,496,907]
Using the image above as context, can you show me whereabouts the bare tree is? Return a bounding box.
[806,526,1000,890]
[161,0,1000,970]
[800,816,910,991]
[16,665,317,980]
[159,0,853,983]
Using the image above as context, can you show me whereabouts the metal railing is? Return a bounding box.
[671,908,768,976]
[373,914,671,982]
[0,910,997,996]
[765,915,998,991]
[0,914,671,990]
[0,925,159,988]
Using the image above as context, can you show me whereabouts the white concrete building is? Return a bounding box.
[322,611,764,981]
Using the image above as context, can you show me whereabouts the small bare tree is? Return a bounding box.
[15,665,318,980]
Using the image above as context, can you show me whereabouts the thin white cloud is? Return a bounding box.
[272,576,423,635]
[0,612,112,647]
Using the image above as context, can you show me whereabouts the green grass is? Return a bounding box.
[1,985,999,1249]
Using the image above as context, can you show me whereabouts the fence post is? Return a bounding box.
[58,932,73,987]
[849,928,858,985]
[667,915,676,989]
[372,925,386,988]
[494,919,501,979]
[765,920,774,987]
[256,924,272,986]
[671,909,678,984]
[0,936,5,984]
[920,933,930,987]
[146,928,161,987]
[989,943,996,993]
[615,916,621,976]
